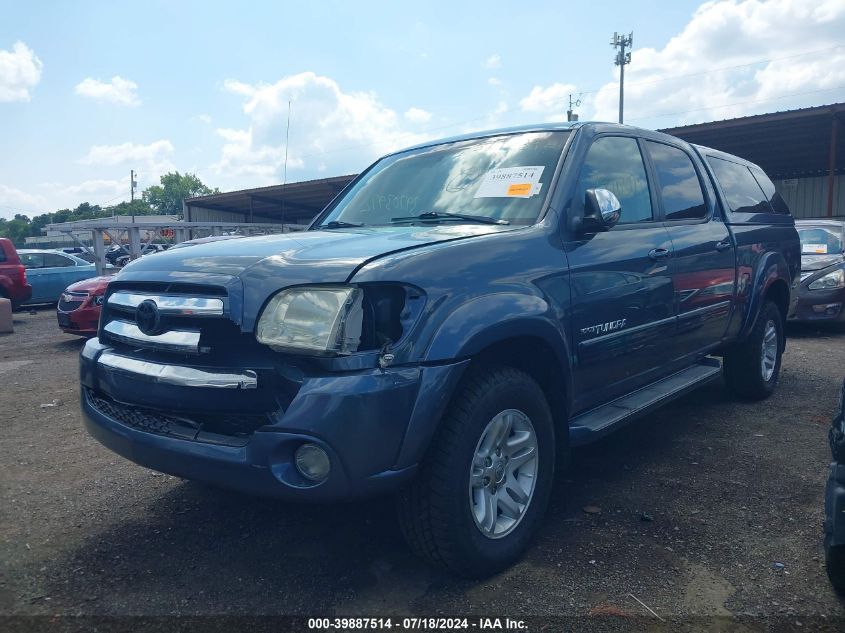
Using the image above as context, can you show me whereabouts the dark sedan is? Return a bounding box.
[791,220,845,324]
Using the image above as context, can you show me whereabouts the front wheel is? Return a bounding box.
[723,300,784,400]
[397,365,557,577]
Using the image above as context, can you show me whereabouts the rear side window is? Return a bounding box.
[646,141,707,220]
[0,246,6,263]
[749,166,791,215]
[577,136,653,223]
[20,253,45,269]
[706,157,772,215]
[43,253,75,267]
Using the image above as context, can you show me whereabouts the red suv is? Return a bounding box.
[0,238,32,308]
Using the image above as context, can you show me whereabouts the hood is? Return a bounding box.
[801,253,845,272]
[121,224,513,281]
[66,275,112,294]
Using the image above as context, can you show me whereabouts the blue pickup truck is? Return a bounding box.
[80,122,800,576]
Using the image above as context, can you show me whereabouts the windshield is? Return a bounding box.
[316,131,570,227]
[797,225,844,255]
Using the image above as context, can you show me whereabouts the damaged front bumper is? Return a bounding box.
[79,338,468,500]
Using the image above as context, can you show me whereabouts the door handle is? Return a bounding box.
[648,248,671,261]
[715,240,732,252]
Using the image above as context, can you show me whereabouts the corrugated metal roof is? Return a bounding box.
[185,174,356,224]
[660,102,844,179]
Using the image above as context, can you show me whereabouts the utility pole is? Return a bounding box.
[567,94,581,122]
[130,169,138,222]
[611,31,633,124]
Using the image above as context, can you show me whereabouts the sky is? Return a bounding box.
[1,0,844,220]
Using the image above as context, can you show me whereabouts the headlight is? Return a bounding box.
[808,269,845,290]
[256,286,363,354]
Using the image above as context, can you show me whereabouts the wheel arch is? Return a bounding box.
[737,251,792,346]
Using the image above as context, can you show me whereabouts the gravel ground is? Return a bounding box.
[2,307,845,630]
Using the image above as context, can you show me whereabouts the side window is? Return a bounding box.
[42,253,75,268]
[749,166,791,215]
[646,141,707,220]
[0,248,6,263]
[706,157,773,215]
[20,253,44,269]
[577,136,653,224]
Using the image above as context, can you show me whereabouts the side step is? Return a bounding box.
[569,357,722,446]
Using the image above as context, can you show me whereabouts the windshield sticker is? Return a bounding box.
[507,183,532,196]
[474,166,545,199]
[802,243,828,254]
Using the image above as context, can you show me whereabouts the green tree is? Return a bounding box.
[107,199,155,217]
[143,172,218,215]
[0,214,33,246]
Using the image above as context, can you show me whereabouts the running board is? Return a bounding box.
[569,357,722,446]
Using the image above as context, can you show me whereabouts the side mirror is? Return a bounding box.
[579,188,622,233]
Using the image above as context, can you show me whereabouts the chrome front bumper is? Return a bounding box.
[98,351,258,389]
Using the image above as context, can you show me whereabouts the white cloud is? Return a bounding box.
[404,107,432,124]
[75,76,140,106]
[0,41,42,102]
[63,179,126,198]
[587,0,845,126]
[213,71,430,187]
[0,184,46,219]
[1,178,137,219]
[79,139,175,175]
[483,54,501,70]
[197,113,212,124]
[488,77,502,86]
[518,82,577,120]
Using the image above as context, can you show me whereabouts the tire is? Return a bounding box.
[723,300,784,401]
[397,365,557,577]
[826,538,845,593]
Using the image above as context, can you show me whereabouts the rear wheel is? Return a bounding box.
[826,537,845,593]
[723,300,783,400]
[397,365,556,577]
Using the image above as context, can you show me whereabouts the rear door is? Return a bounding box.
[564,134,676,412]
[643,139,735,360]
[39,253,81,301]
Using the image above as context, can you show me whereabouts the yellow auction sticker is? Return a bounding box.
[507,183,532,196]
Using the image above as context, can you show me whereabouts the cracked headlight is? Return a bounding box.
[808,269,845,290]
[256,286,363,355]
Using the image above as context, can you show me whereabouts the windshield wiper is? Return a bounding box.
[316,220,365,229]
[390,211,509,225]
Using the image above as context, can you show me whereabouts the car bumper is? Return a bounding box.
[788,285,845,322]
[79,338,468,500]
[8,284,32,309]
[58,304,100,336]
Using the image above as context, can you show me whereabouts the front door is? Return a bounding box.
[564,135,677,413]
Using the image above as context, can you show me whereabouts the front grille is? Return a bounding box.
[86,388,269,447]
[59,292,87,312]
[100,283,235,355]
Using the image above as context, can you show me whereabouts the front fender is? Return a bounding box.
[423,292,571,367]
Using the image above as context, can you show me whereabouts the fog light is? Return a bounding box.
[294,444,331,482]
[812,303,841,314]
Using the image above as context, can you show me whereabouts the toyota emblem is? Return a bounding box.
[135,299,162,336]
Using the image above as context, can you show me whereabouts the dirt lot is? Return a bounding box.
[2,307,845,629]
